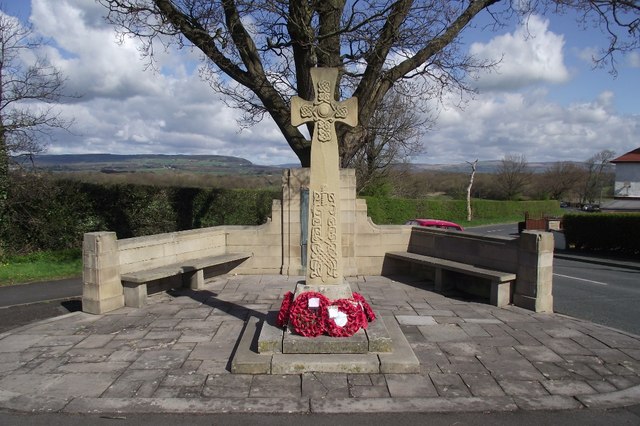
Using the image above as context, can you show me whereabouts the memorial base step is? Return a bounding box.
[231,313,419,374]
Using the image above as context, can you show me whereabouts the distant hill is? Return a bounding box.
[19,154,604,176]
[26,154,284,175]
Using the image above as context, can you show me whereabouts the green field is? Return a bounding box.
[0,249,82,286]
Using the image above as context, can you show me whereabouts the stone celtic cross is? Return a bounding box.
[291,67,358,285]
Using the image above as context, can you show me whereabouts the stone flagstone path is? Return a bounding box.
[1,274,640,414]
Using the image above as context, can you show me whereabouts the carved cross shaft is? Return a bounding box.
[291,68,358,285]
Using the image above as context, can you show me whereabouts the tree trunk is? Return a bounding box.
[0,129,8,256]
[466,159,478,222]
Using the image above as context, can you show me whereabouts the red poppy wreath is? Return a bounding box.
[276,291,294,328]
[288,291,329,337]
[325,298,367,337]
[276,291,376,338]
[353,292,376,322]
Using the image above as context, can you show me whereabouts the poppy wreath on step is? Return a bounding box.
[352,292,376,322]
[276,291,294,328]
[325,298,367,337]
[288,291,330,337]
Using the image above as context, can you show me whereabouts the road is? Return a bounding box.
[0,278,82,333]
[0,277,81,308]
[468,223,640,336]
[552,259,640,335]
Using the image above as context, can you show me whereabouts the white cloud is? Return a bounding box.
[469,15,570,91]
[31,0,166,100]
[7,1,639,169]
[24,0,297,165]
[417,90,640,164]
[628,51,640,68]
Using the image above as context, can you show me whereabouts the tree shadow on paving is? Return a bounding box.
[0,298,83,333]
[381,274,489,305]
[166,288,268,322]
[166,287,270,372]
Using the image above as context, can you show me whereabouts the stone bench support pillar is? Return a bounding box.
[513,231,554,313]
[82,232,124,314]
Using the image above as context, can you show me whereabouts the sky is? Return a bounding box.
[2,0,639,166]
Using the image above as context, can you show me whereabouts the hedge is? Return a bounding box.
[563,213,640,254]
[364,197,562,225]
[2,175,280,254]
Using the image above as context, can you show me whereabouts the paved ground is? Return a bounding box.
[1,274,640,415]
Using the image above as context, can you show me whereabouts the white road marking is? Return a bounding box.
[553,273,609,286]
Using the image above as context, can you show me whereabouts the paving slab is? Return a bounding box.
[395,315,437,326]
[385,373,438,397]
[302,372,350,398]
[310,396,518,413]
[513,395,583,410]
[63,397,310,414]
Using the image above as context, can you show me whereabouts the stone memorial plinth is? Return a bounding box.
[231,68,419,373]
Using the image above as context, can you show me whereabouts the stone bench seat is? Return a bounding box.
[121,252,252,308]
[385,251,515,307]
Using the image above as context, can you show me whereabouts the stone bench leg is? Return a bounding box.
[434,268,455,293]
[183,269,204,290]
[123,281,147,308]
[490,281,512,307]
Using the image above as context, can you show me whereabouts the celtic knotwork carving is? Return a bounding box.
[317,121,331,142]
[317,80,331,103]
[335,106,348,119]
[307,187,339,282]
[300,104,313,118]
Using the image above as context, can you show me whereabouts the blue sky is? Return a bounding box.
[2,0,639,165]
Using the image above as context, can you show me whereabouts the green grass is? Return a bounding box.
[0,249,82,286]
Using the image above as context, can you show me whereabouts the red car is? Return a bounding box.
[405,218,464,231]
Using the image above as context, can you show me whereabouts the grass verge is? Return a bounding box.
[0,249,82,286]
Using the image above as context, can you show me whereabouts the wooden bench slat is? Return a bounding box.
[386,251,515,282]
[121,252,252,283]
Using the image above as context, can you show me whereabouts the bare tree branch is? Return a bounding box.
[97,0,640,166]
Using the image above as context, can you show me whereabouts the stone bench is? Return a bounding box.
[385,251,516,307]
[121,252,252,308]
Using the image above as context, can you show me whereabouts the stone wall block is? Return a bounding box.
[514,231,554,313]
[82,232,124,314]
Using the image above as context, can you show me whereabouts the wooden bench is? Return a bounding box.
[385,251,515,307]
[121,252,252,308]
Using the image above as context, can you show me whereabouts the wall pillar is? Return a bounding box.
[82,232,124,314]
[513,231,554,313]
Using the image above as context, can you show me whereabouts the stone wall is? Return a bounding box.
[82,168,552,314]
[399,227,554,312]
